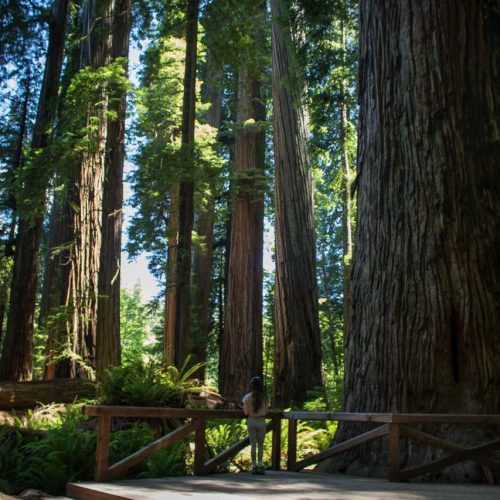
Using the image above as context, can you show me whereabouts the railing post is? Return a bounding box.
[271,414,282,471]
[194,418,206,475]
[95,414,111,481]
[287,418,297,471]
[388,423,400,482]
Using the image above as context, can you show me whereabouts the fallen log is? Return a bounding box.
[0,378,96,410]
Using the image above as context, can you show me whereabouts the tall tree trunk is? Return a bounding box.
[219,67,265,402]
[96,0,131,380]
[41,195,74,379]
[0,0,69,381]
[63,0,114,378]
[41,38,81,380]
[164,0,199,368]
[340,21,353,339]
[191,61,222,379]
[0,73,32,344]
[322,0,500,481]
[271,0,323,407]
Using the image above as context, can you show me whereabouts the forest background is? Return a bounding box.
[1,0,498,494]
[0,0,356,406]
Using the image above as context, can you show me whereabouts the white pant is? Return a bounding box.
[247,416,266,465]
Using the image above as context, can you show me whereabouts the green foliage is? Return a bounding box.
[19,426,96,495]
[110,422,187,477]
[121,286,161,363]
[205,419,247,471]
[203,0,270,78]
[128,34,224,280]
[0,402,96,496]
[0,426,38,494]
[13,58,131,222]
[100,356,206,407]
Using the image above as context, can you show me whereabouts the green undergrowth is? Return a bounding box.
[0,366,335,496]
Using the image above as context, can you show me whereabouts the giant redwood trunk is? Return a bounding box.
[321,0,500,481]
[65,0,114,377]
[219,67,265,401]
[0,0,69,381]
[96,0,131,380]
[271,0,323,407]
[164,0,199,368]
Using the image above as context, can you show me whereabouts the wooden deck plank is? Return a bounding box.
[66,471,500,500]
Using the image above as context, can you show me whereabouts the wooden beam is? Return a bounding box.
[282,412,394,423]
[398,436,500,482]
[399,426,500,480]
[295,424,389,470]
[106,420,198,480]
[271,415,282,470]
[390,414,500,424]
[194,418,206,475]
[95,415,111,481]
[287,419,297,471]
[85,405,283,420]
[387,423,400,482]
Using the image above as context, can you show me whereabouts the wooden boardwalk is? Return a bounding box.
[67,471,499,500]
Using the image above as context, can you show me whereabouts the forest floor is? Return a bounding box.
[66,470,499,499]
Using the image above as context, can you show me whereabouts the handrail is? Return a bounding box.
[84,406,500,484]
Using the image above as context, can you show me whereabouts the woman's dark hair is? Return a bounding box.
[249,376,265,414]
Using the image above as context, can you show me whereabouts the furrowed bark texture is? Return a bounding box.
[41,40,81,380]
[191,61,222,378]
[66,0,114,377]
[96,0,131,380]
[41,196,74,379]
[164,0,199,368]
[0,0,69,381]
[321,0,500,480]
[220,67,265,401]
[271,0,322,407]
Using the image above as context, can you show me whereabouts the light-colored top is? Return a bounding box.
[242,391,268,417]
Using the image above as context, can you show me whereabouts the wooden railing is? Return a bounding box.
[84,406,500,484]
[284,412,500,483]
[85,406,282,481]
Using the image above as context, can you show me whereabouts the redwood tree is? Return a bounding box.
[322,0,500,480]
[219,66,266,401]
[65,0,113,377]
[164,0,200,367]
[271,0,323,407]
[96,0,131,380]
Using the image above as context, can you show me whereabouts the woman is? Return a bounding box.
[242,376,268,474]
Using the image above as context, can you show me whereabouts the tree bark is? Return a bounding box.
[0,379,95,410]
[0,0,69,381]
[96,0,131,380]
[59,0,118,378]
[191,61,222,379]
[41,196,74,379]
[219,66,265,402]
[164,0,199,368]
[271,0,323,407]
[40,35,81,380]
[321,0,500,481]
